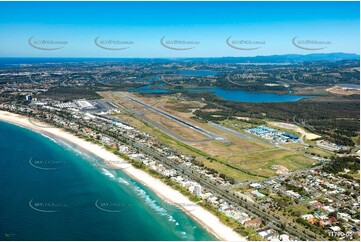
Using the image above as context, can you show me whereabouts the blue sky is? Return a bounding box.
[0,1,359,57]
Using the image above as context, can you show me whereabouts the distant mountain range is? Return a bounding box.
[193,53,360,63]
[0,53,359,65]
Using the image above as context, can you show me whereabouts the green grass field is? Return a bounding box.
[102,92,320,182]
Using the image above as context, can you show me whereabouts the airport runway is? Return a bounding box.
[117,92,228,143]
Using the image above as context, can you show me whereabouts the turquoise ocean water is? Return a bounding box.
[0,121,216,241]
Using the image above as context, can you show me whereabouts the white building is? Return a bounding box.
[193,184,202,197]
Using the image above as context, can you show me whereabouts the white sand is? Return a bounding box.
[0,110,245,241]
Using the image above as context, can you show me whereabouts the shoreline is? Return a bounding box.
[0,110,245,241]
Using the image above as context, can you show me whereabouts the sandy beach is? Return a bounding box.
[0,110,245,241]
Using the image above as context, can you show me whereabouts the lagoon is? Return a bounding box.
[187,87,309,102]
[178,70,218,76]
[131,86,309,103]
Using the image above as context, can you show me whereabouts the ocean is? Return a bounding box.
[0,121,216,241]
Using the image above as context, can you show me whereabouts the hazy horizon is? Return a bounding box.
[0,52,359,60]
[0,1,359,58]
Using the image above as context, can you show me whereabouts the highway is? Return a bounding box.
[31,108,322,241]
[130,140,322,241]
[91,119,323,241]
[104,94,323,240]
[100,94,323,240]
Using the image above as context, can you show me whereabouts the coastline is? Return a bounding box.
[0,110,245,241]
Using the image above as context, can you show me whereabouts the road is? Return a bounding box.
[92,119,323,241]
[28,107,323,241]
[134,141,322,241]
[85,95,323,240]
[226,73,244,87]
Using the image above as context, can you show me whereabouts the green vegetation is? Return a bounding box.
[322,156,360,180]
[187,93,359,147]
[285,205,312,217]
[200,202,262,240]
[221,119,267,129]
[38,86,101,101]
[129,113,246,183]
[80,134,260,239]
[282,182,309,196]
